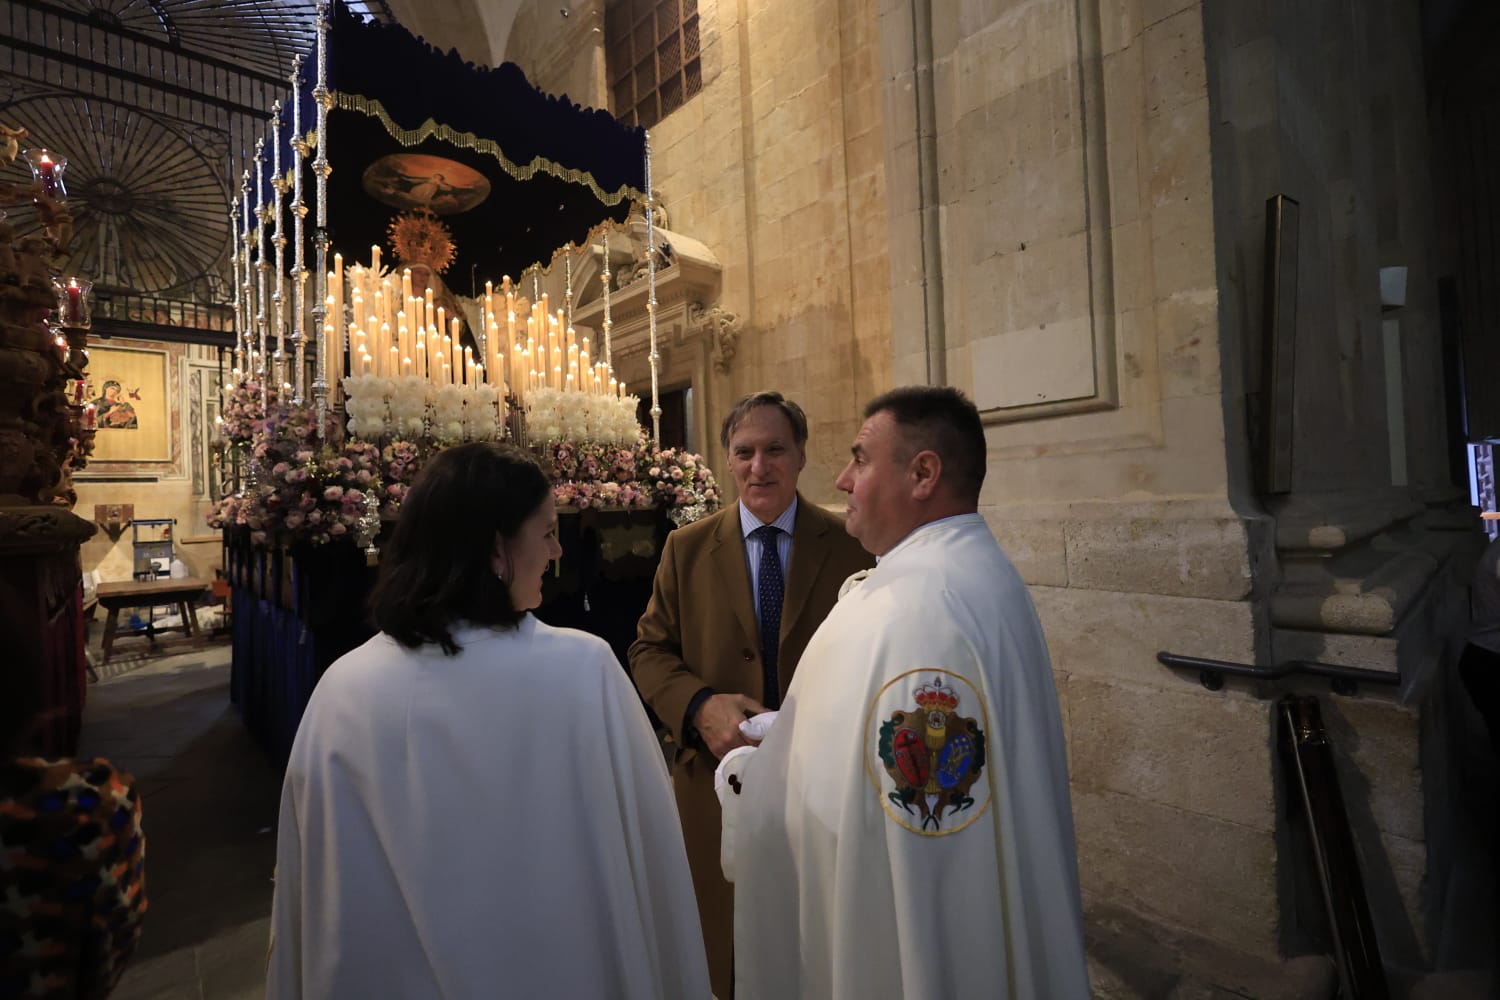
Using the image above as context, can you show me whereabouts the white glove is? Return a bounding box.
[738,710,779,743]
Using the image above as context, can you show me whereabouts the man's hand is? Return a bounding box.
[694,693,767,758]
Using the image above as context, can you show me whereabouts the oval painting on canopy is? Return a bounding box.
[361,154,491,215]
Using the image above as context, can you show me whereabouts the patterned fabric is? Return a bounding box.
[0,758,147,1000]
[753,524,785,709]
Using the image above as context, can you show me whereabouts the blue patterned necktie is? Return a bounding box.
[752,524,785,709]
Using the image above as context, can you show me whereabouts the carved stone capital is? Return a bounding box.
[689,302,741,374]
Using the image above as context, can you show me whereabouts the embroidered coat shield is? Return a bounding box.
[873,674,987,833]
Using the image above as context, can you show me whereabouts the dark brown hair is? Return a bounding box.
[719,391,809,450]
[368,442,552,655]
[865,386,987,503]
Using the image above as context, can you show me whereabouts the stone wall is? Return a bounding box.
[504,0,607,108]
[1200,0,1464,974]
[1203,0,1449,499]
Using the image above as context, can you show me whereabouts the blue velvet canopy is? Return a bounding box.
[297,1,648,286]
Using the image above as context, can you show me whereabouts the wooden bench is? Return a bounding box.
[95,577,209,665]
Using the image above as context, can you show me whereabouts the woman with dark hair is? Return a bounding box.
[266,442,708,999]
[0,592,147,999]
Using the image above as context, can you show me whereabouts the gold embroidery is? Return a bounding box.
[331,93,648,207]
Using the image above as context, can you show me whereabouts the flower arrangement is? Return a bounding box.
[525,387,640,446]
[228,440,384,547]
[378,438,427,519]
[219,381,278,445]
[343,374,505,443]
[543,435,721,519]
[639,444,721,523]
[211,398,724,544]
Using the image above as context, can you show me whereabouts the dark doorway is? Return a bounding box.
[637,387,689,451]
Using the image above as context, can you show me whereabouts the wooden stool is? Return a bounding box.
[94,577,208,665]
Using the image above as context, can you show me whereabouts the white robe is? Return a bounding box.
[719,514,1089,999]
[267,616,710,999]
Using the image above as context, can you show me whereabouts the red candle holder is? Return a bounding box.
[21,148,68,201]
[52,276,93,328]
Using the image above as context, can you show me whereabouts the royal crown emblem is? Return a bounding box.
[875,674,986,833]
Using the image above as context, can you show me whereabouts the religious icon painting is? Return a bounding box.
[85,346,170,462]
[865,670,990,836]
[361,153,491,216]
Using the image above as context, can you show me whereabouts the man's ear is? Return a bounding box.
[909,450,942,500]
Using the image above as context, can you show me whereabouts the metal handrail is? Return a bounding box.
[1157,652,1400,695]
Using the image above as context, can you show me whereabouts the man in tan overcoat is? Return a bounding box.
[631,392,873,997]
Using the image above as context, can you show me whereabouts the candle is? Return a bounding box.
[36,152,60,198]
[370,244,381,274]
[64,279,83,324]
[82,402,96,430]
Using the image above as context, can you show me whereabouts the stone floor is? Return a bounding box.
[81,641,278,1000]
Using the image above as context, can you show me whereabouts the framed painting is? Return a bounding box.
[86,345,171,463]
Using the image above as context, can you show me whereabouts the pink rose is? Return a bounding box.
[324,486,344,501]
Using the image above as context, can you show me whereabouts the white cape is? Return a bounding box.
[267,616,709,999]
[719,514,1088,999]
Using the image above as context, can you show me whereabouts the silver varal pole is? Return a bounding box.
[311,0,332,424]
[270,101,288,396]
[644,132,660,446]
[240,170,254,381]
[230,200,243,378]
[254,138,269,415]
[601,228,612,372]
[564,242,573,334]
[290,54,308,405]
